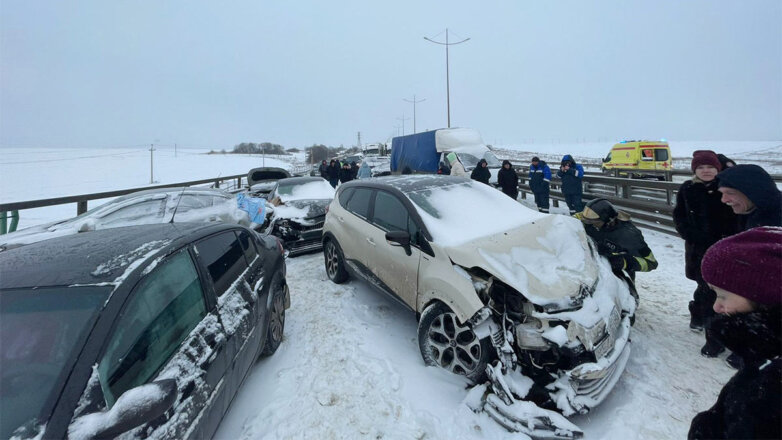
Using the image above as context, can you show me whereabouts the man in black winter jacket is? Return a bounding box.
[497,160,519,199]
[326,160,340,188]
[717,164,782,231]
[470,158,491,185]
[338,162,354,184]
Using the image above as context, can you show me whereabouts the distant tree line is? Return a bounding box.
[231,142,288,155]
[224,141,383,163]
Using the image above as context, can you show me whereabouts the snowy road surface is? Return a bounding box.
[216,206,735,440]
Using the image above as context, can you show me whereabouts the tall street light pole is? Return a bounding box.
[424,28,469,128]
[403,94,426,134]
[396,114,411,136]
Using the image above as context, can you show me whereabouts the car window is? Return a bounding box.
[372,191,408,232]
[98,199,166,226]
[655,149,669,161]
[97,251,206,407]
[338,187,355,207]
[641,149,654,161]
[483,151,502,167]
[195,232,249,296]
[173,194,215,212]
[236,230,258,265]
[0,286,110,439]
[344,188,373,219]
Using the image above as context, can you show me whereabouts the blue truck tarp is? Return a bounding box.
[390,131,439,173]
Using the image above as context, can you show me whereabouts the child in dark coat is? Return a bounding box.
[688,227,781,440]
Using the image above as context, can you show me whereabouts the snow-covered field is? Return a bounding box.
[1,142,778,438]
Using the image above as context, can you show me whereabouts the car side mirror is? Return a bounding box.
[385,230,412,256]
[71,379,177,439]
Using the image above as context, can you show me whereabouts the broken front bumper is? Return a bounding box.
[550,315,632,415]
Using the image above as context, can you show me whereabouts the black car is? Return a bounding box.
[0,223,289,439]
[262,176,335,256]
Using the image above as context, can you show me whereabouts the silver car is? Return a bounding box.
[0,187,250,250]
[321,175,636,418]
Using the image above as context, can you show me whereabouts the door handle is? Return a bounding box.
[338,216,345,223]
[366,238,375,246]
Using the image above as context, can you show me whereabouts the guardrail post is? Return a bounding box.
[622,183,630,199]
[1,211,6,235]
[77,201,88,215]
[237,176,242,189]
[9,210,18,233]
[214,179,220,189]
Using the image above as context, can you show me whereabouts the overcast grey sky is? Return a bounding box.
[1,1,780,149]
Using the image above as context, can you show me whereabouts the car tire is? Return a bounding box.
[261,275,286,357]
[418,301,492,383]
[324,238,348,283]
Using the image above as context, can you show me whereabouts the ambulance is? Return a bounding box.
[601,140,673,180]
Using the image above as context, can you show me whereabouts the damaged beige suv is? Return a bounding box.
[322,175,636,421]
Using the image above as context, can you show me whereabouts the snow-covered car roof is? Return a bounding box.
[0,187,249,250]
[0,223,223,288]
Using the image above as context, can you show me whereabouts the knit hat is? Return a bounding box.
[701,226,782,306]
[531,156,540,162]
[446,152,458,163]
[690,150,722,172]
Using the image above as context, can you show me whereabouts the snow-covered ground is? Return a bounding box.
[1,143,777,438]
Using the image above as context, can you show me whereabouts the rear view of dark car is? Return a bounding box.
[0,223,288,439]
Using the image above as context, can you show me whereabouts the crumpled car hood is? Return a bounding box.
[276,199,330,221]
[443,214,598,307]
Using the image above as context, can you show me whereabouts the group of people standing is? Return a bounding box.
[318,159,372,188]
[670,150,781,439]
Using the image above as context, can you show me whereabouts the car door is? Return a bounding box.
[334,187,378,277]
[73,248,229,439]
[366,190,421,309]
[192,230,261,416]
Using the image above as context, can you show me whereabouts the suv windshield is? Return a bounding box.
[0,286,110,438]
[455,151,501,168]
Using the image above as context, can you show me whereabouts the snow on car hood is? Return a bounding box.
[273,199,329,224]
[443,214,599,306]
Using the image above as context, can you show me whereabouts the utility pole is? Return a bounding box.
[424,28,470,128]
[396,114,410,136]
[174,143,177,158]
[403,95,426,134]
[357,132,362,150]
[149,143,155,184]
